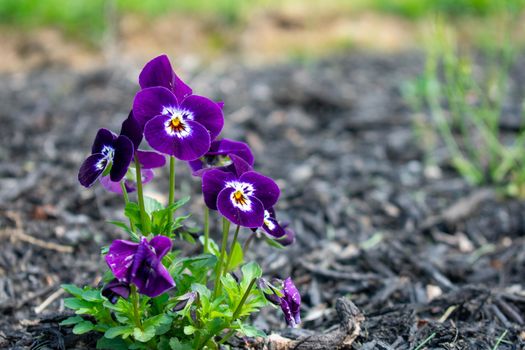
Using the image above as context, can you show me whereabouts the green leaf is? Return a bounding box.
[226,241,243,271]
[133,326,156,343]
[144,196,164,215]
[82,289,103,302]
[169,338,193,350]
[236,321,266,337]
[107,220,133,234]
[124,202,142,227]
[61,284,84,298]
[264,237,285,249]
[183,325,196,335]
[143,314,172,336]
[63,297,93,310]
[59,315,83,326]
[241,262,262,288]
[72,320,95,334]
[104,326,134,339]
[96,336,129,350]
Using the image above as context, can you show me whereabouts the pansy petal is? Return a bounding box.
[139,54,192,102]
[145,116,211,161]
[133,87,178,128]
[136,150,166,169]
[216,101,225,109]
[239,171,280,209]
[78,153,107,188]
[99,175,123,193]
[181,95,224,140]
[149,235,172,259]
[227,154,253,177]
[277,227,295,246]
[283,277,301,314]
[120,111,143,150]
[209,139,254,166]
[131,239,175,297]
[102,279,130,304]
[202,169,236,210]
[279,298,296,327]
[110,136,134,182]
[263,216,286,239]
[91,128,116,154]
[217,188,264,228]
[105,240,139,282]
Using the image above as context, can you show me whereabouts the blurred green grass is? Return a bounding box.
[0,0,523,45]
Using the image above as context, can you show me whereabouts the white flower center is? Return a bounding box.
[96,145,114,170]
[225,181,254,212]
[162,107,194,138]
[263,210,275,230]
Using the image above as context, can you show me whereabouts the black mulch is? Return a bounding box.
[1,52,524,349]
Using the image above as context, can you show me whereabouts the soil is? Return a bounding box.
[1,51,525,349]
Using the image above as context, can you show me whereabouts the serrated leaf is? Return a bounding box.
[72,320,94,334]
[133,326,156,342]
[104,326,134,339]
[59,315,83,326]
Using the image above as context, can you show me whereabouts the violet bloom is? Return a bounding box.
[280,278,301,327]
[133,70,223,161]
[99,112,166,193]
[78,129,133,188]
[188,138,254,176]
[101,279,130,304]
[106,236,175,298]
[202,169,280,228]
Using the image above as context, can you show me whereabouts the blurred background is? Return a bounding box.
[0,0,524,72]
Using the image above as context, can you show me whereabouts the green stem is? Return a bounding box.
[225,225,240,272]
[213,218,230,299]
[231,278,256,320]
[134,157,150,234]
[203,206,210,253]
[168,156,176,227]
[130,284,142,330]
[243,233,255,254]
[120,181,138,241]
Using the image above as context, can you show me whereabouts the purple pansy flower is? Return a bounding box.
[101,279,130,304]
[78,129,134,188]
[253,208,295,246]
[98,112,166,193]
[139,54,193,103]
[202,169,280,228]
[280,278,301,327]
[188,138,254,176]
[105,236,175,298]
[133,86,224,161]
[172,291,198,312]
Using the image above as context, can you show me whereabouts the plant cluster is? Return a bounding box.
[63,55,300,349]
[404,18,525,197]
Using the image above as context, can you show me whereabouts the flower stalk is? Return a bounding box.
[134,156,150,233]
[213,217,230,298]
[168,156,176,227]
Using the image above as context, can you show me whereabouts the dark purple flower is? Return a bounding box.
[188,138,254,176]
[277,223,295,246]
[101,279,130,304]
[105,236,175,298]
[133,86,224,161]
[78,129,134,188]
[139,54,193,103]
[96,112,166,193]
[257,278,281,305]
[202,169,280,228]
[280,277,301,327]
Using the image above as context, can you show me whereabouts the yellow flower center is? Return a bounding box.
[233,190,247,205]
[170,116,186,133]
